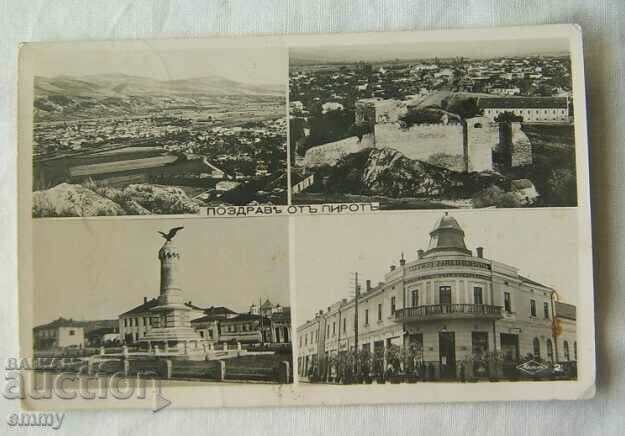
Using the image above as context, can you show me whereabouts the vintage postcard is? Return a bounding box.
[16,24,594,410]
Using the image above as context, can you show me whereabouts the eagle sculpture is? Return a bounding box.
[158,226,184,242]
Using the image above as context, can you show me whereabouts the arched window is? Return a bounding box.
[574,341,577,360]
[473,122,482,128]
[533,338,541,359]
[546,339,554,363]
[563,341,570,361]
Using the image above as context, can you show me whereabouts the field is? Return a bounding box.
[33,146,177,190]
[69,155,179,177]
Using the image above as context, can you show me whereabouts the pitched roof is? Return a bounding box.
[120,298,206,317]
[119,298,160,317]
[191,307,237,324]
[191,314,221,324]
[519,275,552,290]
[478,97,568,109]
[184,302,205,311]
[82,319,118,333]
[221,313,271,324]
[34,317,86,330]
[203,306,237,316]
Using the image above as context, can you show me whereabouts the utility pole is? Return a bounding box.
[400,252,407,374]
[400,252,406,349]
[337,308,342,352]
[353,272,360,374]
[353,273,360,350]
[259,296,264,346]
[551,290,560,362]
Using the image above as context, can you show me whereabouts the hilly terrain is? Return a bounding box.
[35,73,284,98]
[34,73,284,121]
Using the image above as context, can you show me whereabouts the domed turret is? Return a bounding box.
[424,213,471,257]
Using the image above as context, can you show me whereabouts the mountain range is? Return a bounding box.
[35,73,284,98]
[33,73,285,121]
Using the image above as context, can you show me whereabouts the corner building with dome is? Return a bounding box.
[297,213,578,380]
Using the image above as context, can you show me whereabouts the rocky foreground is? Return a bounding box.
[313,147,505,200]
[33,183,201,217]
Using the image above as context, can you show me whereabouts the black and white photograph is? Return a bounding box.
[15,27,594,410]
[295,210,579,384]
[29,44,288,217]
[29,218,293,385]
[289,38,577,210]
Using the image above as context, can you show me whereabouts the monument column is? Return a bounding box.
[141,227,206,357]
[159,241,184,306]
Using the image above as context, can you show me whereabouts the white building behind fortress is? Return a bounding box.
[478,96,570,122]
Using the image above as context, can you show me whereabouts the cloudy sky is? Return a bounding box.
[290,37,570,64]
[293,209,580,324]
[32,217,289,325]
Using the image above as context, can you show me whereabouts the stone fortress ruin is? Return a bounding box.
[302,97,534,173]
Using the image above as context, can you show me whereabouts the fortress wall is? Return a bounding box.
[302,134,373,168]
[375,123,464,162]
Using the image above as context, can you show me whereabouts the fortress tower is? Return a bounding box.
[465,116,497,172]
[354,100,376,146]
[141,237,206,356]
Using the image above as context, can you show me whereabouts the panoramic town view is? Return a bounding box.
[289,42,576,209]
[32,49,287,217]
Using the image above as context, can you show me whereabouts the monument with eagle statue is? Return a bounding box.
[140,226,208,358]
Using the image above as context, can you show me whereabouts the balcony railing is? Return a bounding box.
[394,304,503,322]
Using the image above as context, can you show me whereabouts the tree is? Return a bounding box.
[494,111,524,123]
[545,168,577,206]
[305,108,355,148]
[513,78,532,95]
[289,117,306,159]
[400,109,443,127]
[472,185,521,208]
[348,122,372,142]
[533,84,555,97]
[447,97,482,119]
